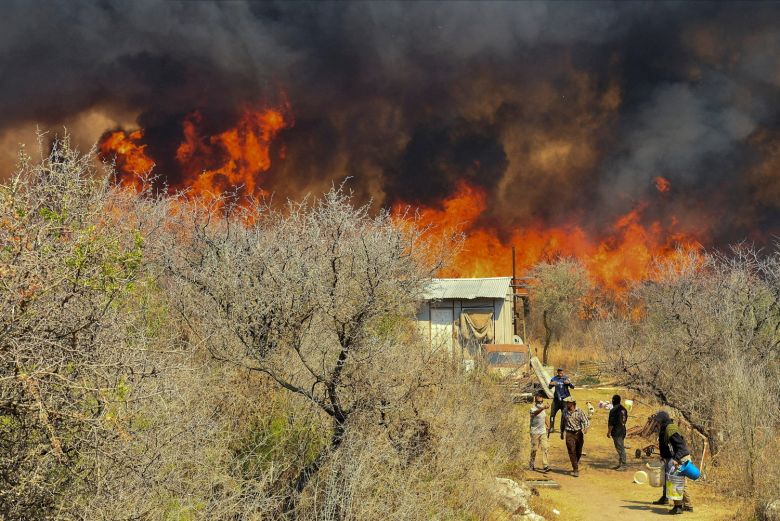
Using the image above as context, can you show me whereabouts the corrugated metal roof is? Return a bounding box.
[424,277,512,300]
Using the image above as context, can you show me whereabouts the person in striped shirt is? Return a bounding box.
[561,396,589,477]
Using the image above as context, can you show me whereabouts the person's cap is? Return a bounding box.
[563,396,576,403]
[655,411,671,423]
[557,367,564,372]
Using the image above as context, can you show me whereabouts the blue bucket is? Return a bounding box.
[678,460,701,480]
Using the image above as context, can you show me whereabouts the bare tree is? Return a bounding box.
[529,259,591,364]
[0,136,534,520]
[160,188,445,514]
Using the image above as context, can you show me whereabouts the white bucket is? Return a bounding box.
[665,473,685,501]
[633,470,649,484]
[646,461,663,488]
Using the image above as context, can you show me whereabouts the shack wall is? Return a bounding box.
[415,292,515,352]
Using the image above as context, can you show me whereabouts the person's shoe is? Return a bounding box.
[669,505,683,515]
[529,464,535,471]
[612,464,622,470]
[682,505,693,512]
[541,466,551,473]
[653,497,670,505]
[571,470,579,477]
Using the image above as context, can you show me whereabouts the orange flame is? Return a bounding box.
[101,102,699,292]
[99,130,155,190]
[100,104,292,198]
[397,181,701,293]
[654,176,671,193]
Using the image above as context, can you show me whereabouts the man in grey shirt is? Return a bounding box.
[529,391,550,472]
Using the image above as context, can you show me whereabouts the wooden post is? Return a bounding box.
[512,246,517,337]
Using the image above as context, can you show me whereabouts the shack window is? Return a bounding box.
[486,351,527,365]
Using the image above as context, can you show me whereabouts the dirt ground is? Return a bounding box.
[519,387,744,521]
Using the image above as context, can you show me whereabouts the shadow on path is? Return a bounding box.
[620,500,671,515]
[545,468,573,477]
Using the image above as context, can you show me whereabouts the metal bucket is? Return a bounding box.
[665,473,685,501]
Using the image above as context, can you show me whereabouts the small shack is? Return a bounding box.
[415,277,517,359]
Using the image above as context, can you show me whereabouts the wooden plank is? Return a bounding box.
[530,357,555,399]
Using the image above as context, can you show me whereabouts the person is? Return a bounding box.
[607,394,628,470]
[548,367,575,434]
[561,396,589,477]
[529,391,550,472]
[652,411,694,515]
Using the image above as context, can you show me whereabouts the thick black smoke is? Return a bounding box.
[4,1,780,244]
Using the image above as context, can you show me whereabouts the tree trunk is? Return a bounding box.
[542,309,553,365]
[282,416,347,517]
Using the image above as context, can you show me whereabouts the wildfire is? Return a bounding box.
[399,181,701,293]
[101,101,700,293]
[99,104,292,198]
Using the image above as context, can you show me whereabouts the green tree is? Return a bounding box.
[529,259,591,365]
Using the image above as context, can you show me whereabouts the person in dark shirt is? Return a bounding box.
[652,411,694,515]
[607,394,628,470]
[547,368,574,435]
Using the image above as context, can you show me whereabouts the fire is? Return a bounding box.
[100,104,291,198]
[99,130,155,190]
[654,176,671,193]
[101,100,699,293]
[399,181,702,293]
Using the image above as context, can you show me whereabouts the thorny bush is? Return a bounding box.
[0,136,167,518]
[1,137,524,520]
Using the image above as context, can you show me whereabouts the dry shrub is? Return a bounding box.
[707,359,780,510]
[1,136,524,520]
[297,370,522,521]
[0,136,175,518]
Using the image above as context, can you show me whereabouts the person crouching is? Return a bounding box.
[561,396,589,477]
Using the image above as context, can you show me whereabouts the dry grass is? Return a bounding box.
[528,339,605,371]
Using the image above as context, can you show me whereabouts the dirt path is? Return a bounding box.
[524,388,740,521]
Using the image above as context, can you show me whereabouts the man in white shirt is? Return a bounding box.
[529,391,550,472]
